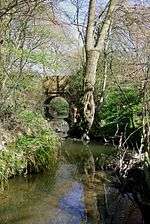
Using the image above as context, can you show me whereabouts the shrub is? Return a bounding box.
[91,87,142,139]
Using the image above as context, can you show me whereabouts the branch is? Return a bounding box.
[85,0,96,51]
[95,0,118,51]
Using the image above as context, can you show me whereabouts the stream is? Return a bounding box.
[0,140,142,224]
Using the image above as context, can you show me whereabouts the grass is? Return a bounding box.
[0,110,60,189]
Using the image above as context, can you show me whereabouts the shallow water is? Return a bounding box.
[0,141,115,224]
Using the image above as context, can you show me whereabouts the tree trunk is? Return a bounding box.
[84,50,100,129]
[83,0,118,131]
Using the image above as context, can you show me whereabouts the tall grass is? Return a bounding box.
[0,110,60,189]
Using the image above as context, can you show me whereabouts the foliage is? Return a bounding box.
[49,97,69,118]
[0,72,44,138]
[91,87,142,139]
[67,68,84,107]
[0,0,78,124]
[101,87,141,127]
[0,110,60,189]
[67,66,143,140]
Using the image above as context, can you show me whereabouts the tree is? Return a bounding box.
[83,0,118,131]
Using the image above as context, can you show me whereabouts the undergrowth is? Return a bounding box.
[0,110,60,189]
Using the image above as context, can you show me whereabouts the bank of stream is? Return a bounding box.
[0,140,143,224]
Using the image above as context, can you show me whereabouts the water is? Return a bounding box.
[2,140,139,224]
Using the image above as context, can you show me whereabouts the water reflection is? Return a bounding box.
[59,183,86,222]
[0,140,112,224]
[0,162,88,224]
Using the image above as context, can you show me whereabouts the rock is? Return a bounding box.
[49,119,69,138]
